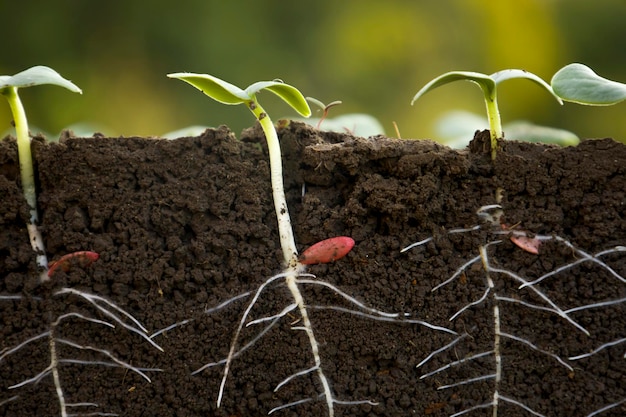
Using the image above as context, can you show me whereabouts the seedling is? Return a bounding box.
[551,63,626,105]
[169,73,453,416]
[403,204,626,416]
[306,96,343,129]
[411,69,563,160]
[0,66,82,282]
[168,72,345,413]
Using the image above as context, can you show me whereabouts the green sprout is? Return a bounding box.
[411,69,563,160]
[297,97,385,137]
[551,63,626,106]
[306,96,343,129]
[0,66,82,282]
[168,73,348,413]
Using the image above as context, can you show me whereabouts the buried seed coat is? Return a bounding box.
[299,237,355,265]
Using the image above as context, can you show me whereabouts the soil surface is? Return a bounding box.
[1,123,625,417]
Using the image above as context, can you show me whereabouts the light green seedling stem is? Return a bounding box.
[167,73,343,415]
[246,98,336,415]
[2,87,48,277]
[247,98,299,266]
[0,66,82,282]
[412,69,562,160]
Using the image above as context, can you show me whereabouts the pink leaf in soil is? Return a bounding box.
[502,224,541,255]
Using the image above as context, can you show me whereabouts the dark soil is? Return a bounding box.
[0,123,625,417]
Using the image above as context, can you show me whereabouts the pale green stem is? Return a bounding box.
[246,99,298,267]
[484,93,503,161]
[246,99,335,416]
[2,87,49,281]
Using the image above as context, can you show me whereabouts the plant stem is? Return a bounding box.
[246,99,334,416]
[246,99,298,267]
[484,93,503,161]
[2,87,49,281]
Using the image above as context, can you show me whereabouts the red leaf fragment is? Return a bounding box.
[48,251,99,278]
[299,236,355,265]
[510,235,541,254]
[502,224,541,255]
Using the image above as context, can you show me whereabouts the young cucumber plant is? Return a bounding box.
[168,74,453,416]
[306,96,343,129]
[299,96,385,137]
[166,73,344,413]
[411,69,563,160]
[551,63,626,105]
[0,66,82,282]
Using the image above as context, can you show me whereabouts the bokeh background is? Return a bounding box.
[2,0,626,144]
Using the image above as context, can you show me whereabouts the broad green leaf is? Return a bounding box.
[0,66,81,93]
[411,71,496,105]
[491,69,562,104]
[551,63,626,106]
[167,73,249,105]
[246,81,311,117]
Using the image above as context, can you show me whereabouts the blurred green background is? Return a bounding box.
[2,0,626,144]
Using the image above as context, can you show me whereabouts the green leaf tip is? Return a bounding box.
[551,63,626,106]
[247,81,311,117]
[168,73,311,117]
[167,73,249,105]
[0,66,81,94]
[411,71,496,105]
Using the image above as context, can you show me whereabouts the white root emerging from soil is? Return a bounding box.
[404,204,626,417]
[0,288,162,417]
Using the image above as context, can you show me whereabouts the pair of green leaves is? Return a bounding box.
[167,73,311,118]
[411,69,563,108]
[413,63,626,112]
[412,64,626,156]
[411,69,563,158]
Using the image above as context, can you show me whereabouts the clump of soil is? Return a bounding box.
[0,123,624,416]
